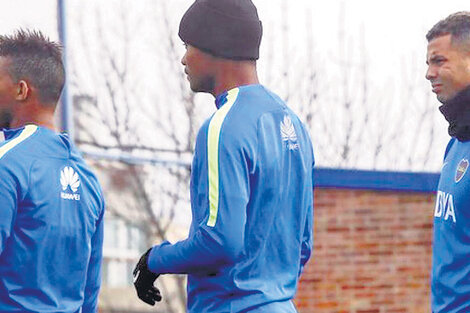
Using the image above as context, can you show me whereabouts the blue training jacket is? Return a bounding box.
[148,84,314,312]
[0,125,105,313]
[432,137,470,312]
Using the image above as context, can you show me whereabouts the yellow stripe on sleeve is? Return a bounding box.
[0,125,38,160]
[206,88,240,227]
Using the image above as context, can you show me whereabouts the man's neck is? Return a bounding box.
[11,114,56,131]
[439,85,470,141]
[212,61,259,97]
[11,101,57,131]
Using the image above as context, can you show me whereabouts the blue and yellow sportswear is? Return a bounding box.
[148,85,314,312]
[0,125,105,313]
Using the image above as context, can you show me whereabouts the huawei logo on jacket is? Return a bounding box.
[60,166,81,200]
[280,115,299,150]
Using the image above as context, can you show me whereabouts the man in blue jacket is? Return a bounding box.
[426,11,470,313]
[0,30,105,312]
[133,0,314,312]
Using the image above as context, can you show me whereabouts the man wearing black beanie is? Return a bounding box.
[133,1,315,312]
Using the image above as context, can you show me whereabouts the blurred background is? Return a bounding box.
[3,0,469,312]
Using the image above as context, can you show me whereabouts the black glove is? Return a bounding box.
[133,248,162,305]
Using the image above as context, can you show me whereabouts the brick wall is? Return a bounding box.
[295,187,435,313]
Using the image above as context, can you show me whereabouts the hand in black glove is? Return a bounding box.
[133,248,162,305]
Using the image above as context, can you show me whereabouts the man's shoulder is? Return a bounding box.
[0,126,75,171]
[444,138,470,160]
[0,125,40,166]
[236,84,284,107]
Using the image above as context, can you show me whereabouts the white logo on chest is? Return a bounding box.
[434,191,456,223]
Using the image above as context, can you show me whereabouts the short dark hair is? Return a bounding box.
[0,29,65,106]
[426,11,470,49]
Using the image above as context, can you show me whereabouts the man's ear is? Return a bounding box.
[15,80,29,101]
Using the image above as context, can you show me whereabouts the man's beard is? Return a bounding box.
[0,111,12,129]
[190,75,215,94]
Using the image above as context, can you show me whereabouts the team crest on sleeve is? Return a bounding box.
[280,115,299,150]
[60,166,81,200]
[455,159,469,183]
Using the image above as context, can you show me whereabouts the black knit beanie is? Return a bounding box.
[178,0,263,60]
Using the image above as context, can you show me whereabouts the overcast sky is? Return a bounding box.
[0,0,469,172]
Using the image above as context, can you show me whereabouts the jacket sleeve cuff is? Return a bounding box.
[147,240,171,274]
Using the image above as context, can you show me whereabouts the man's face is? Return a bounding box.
[181,44,215,94]
[0,57,16,128]
[426,34,470,104]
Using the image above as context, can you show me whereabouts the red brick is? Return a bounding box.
[295,188,433,313]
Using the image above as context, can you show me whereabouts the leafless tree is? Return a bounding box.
[65,0,445,311]
[261,1,443,171]
[66,1,206,312]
